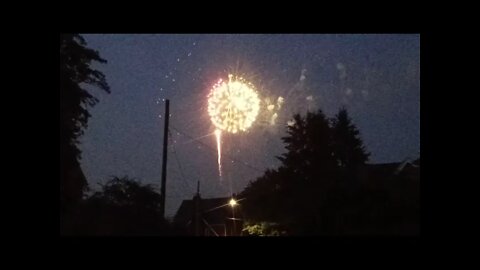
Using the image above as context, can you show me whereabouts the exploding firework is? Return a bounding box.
[208,74,260,134]
[208,74,260,178]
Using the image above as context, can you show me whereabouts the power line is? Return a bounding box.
[168,129,194,194]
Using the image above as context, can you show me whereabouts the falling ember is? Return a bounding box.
[215,129,222,177]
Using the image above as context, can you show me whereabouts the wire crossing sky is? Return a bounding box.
[79,34,420,217]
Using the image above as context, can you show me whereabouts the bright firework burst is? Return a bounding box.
[208,74,260,134]
[208,74,261,178]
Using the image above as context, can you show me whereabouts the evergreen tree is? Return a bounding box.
[331,107,370,170]
[278,110,337,180]
[241,108,374,234]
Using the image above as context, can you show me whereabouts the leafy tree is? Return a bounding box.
[91,177,162,210]
[60,34,110,215]
[64,177,179,235]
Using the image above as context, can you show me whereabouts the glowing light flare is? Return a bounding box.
[229,198,237,207]
[207,74,260,134]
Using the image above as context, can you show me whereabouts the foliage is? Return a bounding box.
[242,221,287,236]
[240,108,418,235]
[63,176,183,236]
[60,34,110,215]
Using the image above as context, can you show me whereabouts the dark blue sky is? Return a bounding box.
[79,34,420,217]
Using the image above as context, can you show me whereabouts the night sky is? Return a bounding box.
[79,34,420,218]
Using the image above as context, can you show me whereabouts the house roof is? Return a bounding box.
[174,196,240,226]
[356,161,419,189]
[363,161,419,176]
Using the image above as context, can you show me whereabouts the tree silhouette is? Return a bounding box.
[239,108,414,235]
[278,111,338,180]
[60,34,110,217]
[92,177,162,210]
[64,177,179,235]
[241,110,339,234]
[331,107,370,170]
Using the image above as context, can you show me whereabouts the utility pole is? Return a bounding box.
[194,181,200,236]
[160,99,169,219]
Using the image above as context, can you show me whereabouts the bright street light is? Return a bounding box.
[229,198,237,207]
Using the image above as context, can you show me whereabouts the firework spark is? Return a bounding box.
[215,129,222,177]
